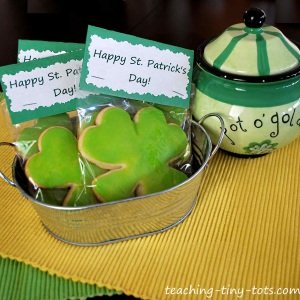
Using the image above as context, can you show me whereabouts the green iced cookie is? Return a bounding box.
[79,107,188,202]
[16,114,72,159]
[25,126,82,187]
[25,126,104,207]
[63,158,106,207]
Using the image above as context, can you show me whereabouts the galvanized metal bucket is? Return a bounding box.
[0,116,224,246]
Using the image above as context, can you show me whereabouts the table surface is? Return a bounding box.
[0,1,299,300]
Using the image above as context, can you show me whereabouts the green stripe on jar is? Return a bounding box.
[194,68,300,107]
[213,33,249,69]
[213,29,271,76]
[256,34,270,75]
[264,31,300,60]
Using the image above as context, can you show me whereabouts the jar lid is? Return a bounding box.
[203,8,300,77]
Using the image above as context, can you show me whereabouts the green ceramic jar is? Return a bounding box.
[192,8,300,156]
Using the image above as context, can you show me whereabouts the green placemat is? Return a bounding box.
[0,256,120,300]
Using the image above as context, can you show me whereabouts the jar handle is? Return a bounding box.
[0,142,16,187]
[196,113,225,159]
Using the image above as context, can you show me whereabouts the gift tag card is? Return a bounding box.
[0,50,92,124]
[80,26,194,108]
[18,40,84,63]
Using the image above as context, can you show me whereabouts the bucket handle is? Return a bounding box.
[0,142,16,187]
[196,113,225,160]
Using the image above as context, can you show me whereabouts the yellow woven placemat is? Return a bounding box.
[0,121,299,299]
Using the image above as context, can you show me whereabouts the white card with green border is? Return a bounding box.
[80,26,194,108]
[0,50,92,124]
[17,40,84,62]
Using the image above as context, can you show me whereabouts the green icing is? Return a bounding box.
[63,158,105,207]
[25,126,105,207]
[17,114,108,207]
[79,107,188,202]
[26,127,82,188]
[16,114,72,158]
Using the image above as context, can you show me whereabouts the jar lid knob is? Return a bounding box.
[243,8,266,28]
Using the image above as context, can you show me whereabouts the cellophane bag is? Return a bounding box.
[3,91,193,207]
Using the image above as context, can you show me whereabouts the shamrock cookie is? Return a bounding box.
[63,158,105,207]
[79,107,188,202]
[16,114,72,159]
[25,126,103,206]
